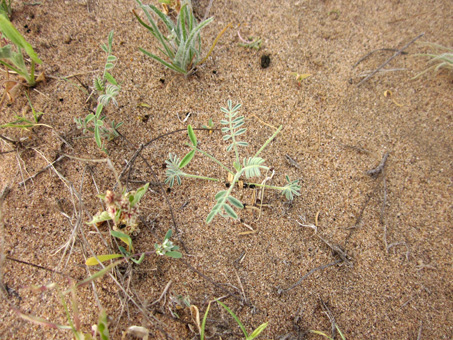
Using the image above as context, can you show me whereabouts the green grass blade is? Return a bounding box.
[139,47,187,74]
[217,301,249,338]
[248,322,269,339]
[0,14,42,64]
[200,302,211,340]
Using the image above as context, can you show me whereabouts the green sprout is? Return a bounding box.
[74,30,122,153]
[200,301,268,340]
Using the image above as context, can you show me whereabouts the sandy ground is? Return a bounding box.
[0,0,452,339]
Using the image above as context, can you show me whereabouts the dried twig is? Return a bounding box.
[353,48,409,68]
[18,155,67,186]
[277,259,342,294]
[317,235,353,267]
[357,33,424,86]
[319,298,336,339]
[367,152,389,177]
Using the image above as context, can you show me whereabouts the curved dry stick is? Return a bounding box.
[357,33,424,86]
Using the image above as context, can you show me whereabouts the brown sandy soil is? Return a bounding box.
[0,0,452,339]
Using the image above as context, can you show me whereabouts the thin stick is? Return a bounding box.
[0,185,11,297]
[417,320,423,340]
[357,33,424,86]
[319,298,336,339]
[353,48,409,68]
[367,152,389,177]
[151,280,172,306]
[18,155,66,186]
[277,259,341,294]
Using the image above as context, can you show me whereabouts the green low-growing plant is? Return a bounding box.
[87,183,149,236]
[165,100,301,223]
[134,0,222,75]
[0,13,42,86]
[238,31,262,50]
[413,43,453,79]
[200,301,268,340]
[85,183,181,266]
[75,31,122,153]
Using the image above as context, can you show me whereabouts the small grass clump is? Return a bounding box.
[134,0,226,75]
[413,43,453,79]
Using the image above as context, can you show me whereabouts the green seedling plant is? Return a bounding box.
[85,183,181,266]
[413,43,453,79]
[200,301,268,340]
[310,325,346,340]
[238,31,262,50]
[0,13,42,86]
[0,92,49,130]
[75,30,122,153]
[134,0,224,75]
[165,100,301,223]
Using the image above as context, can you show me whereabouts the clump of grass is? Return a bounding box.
[134,0,226,75]
[413,42,453,79]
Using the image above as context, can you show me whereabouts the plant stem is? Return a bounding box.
[29,60,36,86]
[183,173,220,182]
[254,125,282,158]
[191,145,234,175]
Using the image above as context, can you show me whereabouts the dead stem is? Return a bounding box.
[357,33,424,86]
[277,259,342,294]
[319,297,337,339]
[367,152,389,177]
